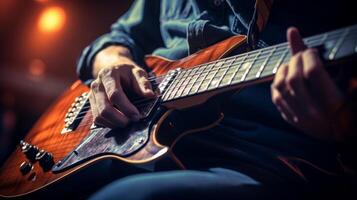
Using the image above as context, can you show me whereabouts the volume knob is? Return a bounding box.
[21,142,39,161]
[19,161,33,175]
[36,150,54,171]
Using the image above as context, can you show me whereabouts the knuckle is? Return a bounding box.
[305,66,319,79]
[286,75,299,87]
[305,48,315,55]
[98,67,112,78]
[108,89,121,102]
[272,79,285,91]
[290,53,302,67]
[272,93,283,105]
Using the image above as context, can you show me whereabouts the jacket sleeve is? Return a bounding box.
[76,0,163,83]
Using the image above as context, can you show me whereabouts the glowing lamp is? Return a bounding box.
[38,7,66,33]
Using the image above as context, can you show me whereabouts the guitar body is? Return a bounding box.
[0,35,247,198]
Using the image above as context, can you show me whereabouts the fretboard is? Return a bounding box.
[162,24,357,102]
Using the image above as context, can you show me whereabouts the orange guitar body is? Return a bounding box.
[0,35,247,198]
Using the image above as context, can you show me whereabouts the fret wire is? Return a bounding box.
[216,57,237,87]
[227,53,249,85]
[162,70,184,100]
[241,50,261,81]
[181,68,200,96]
[200,61,225,92]
[175,66,198,98]
[186,65,207,95]
[328,28,350,60]
[168,69,190,100]
[272,49,289,74]
[191,63,215,95]
[256,46,275,78]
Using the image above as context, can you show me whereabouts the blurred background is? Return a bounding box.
[0,0,132,164]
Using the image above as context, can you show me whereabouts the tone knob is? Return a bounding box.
[21,142,39,161]
[36,150,54,170]
[19,161,33,175]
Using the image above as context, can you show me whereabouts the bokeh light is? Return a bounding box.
[28,59,46,76]
[38,6,66,33]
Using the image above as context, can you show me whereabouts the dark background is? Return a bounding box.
[0,0,132,163]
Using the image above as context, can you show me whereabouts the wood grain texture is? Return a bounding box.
[0,35,247,198]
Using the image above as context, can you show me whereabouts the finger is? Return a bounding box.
[285,52,314,116]
[302,49,343,108]
[90,81,117,127]
[271,87,298,123]
[99,68,141,121]
[287,27,306,55]
[92,78,130,127]
[272,63,289,92]
[131,67,156,97]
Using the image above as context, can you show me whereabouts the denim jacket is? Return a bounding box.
[76,0,264,83]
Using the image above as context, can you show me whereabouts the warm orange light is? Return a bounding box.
[29,59,46,76]
[38,6,66,33]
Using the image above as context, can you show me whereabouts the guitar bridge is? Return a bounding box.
[61,92,89,134]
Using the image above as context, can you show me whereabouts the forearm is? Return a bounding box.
[92,45,133,78]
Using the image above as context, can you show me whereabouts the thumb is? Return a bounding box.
[287,27,306,55]
[131,68,156,98]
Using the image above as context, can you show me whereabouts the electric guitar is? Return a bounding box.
[0,24,356,198]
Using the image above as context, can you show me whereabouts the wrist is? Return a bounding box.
[92,45,133,78]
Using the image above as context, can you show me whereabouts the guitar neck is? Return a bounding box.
[161,24,357,103]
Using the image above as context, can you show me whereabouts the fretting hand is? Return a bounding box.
[271,27,345,141]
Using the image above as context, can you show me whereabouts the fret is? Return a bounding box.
[219,54,248,86]
[231,54,257,84]
[207,59,234,89]
[215,58,236,88]
[167,69,189,100]
[174,68,196,98]
[305,33,327,48]
[225,54,249,85]
[241,51,261,81]
[256,47,275,78]
[198,60,225,92]
[186,65,207,95]
[329,28,350,60]
[189,63,215,95]
[181,67,200,96]
[334,29,357,60]
[162,71,183,101]
[272,49,289,74]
